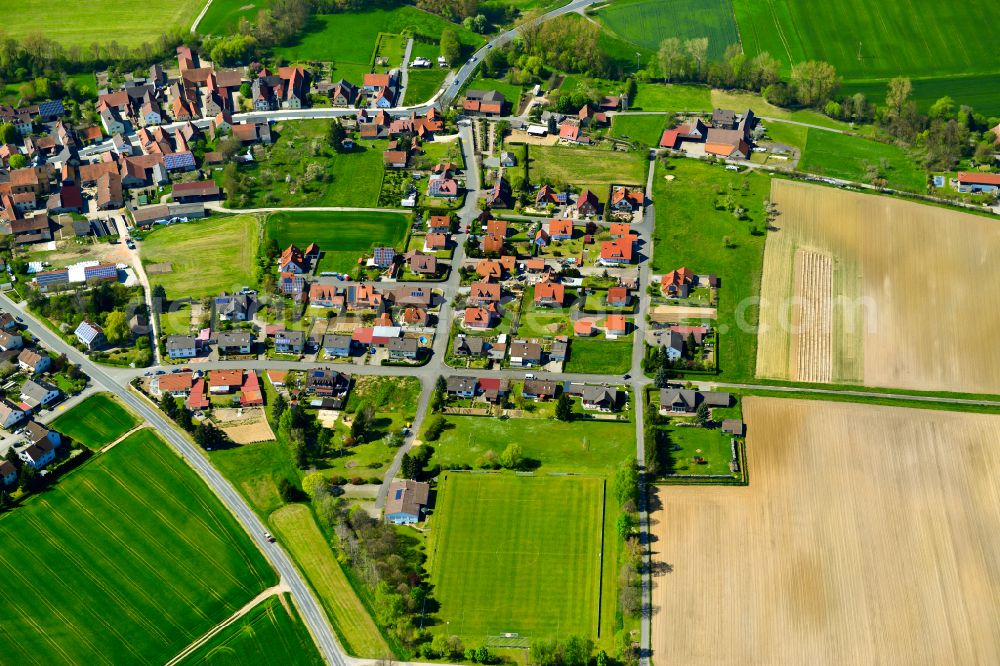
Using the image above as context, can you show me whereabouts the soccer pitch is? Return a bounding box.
[429,474,606,642]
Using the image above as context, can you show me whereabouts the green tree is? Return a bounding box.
[350,402,373,442]
[0,123,17,144]
[790,60,839,107]
[177,407,193,431]
[302,472,331,497]
[440,28,461,65]
[329,120,347,152]
[613,460,639,507]
[551,387,575,418]
[102,310,131,345]
[272,391,287,420]
[8,154,27,169]
[653,367,671,388]
[424,415,447,441]
[19,464,39,492]
[278,477,297,502]
[695,402,710,425]
[158,392,178,420]
[499,442,523,470]
[596,649,609,666]
[561,636,593,666]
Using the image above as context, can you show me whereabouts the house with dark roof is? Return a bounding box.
[322,334,354,357]
[74,320,105,350]
[658,388,731,415]
[305,368,350,400]
[463,90,508,116]
[166,335,198,359]
[216,331,253,356]
[17,349,50,375]
[19,378,61,412]
[384,479,430,524]
[275,330,305,354]
[522,378,556,399]
[509,341,543,367]
[446,375,479,397]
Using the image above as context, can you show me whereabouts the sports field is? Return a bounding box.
[49,392,138,450]
[8,0,202,47]
[652,397,1000,665]
[430,474,605,642]
[265,211,409,275]
[0,429,275,664]
[142,215,259,300]
[176,594,322,666]
[732,0,1000,107]
[757,180,1000,393]
[270,504,389,657]
[527,145,647,203]
[595,0,738,60]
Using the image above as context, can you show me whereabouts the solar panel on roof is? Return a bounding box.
[395,489,403,500]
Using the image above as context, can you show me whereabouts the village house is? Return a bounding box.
[216,331,254,356]
[462,90,508,116]
[581,386,618,411]
[447,375,479,398]
[388,336,419,360]
[600,237,634,265]
[957,172,1000,194]
[547,218,573,241]
[576,189,600,217]
[658,388,731,415]
[480,377,508,403]
[469,282,502,306]
[275,330,305,354]
[322,333,354,357]
[308,283,343,310]
[384,479,430,524]
[305,368,350,403]
[74,321,105,350]
[215,292,257,321]
[463,306,496,330]
[454,334,487,357]
[509,341,543,367]
[607,286,631,307]
[485,176,511,208]
[20,378,61,412]
[0,399,25,429]
[609,186,645,214]
[661,267,696,298]
[17,349,50,375]
[522,378,556,400]
[154,372,194,397]
[166,335,198,360]
[209,369,243,394]
[534,282,566,307]
[423,233,449,252]
[279,273,307,300]
[0,330,22,351]
[0,460,16,486]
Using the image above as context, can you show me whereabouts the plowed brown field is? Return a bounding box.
[651,397,1000,666]
[757,180,1000,392]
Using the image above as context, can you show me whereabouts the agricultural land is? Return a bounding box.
[6,0,202,47]
[757,179,1000,393]
[652,397,1000,665]
[48,392,139,450]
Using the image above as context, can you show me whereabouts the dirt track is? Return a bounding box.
[651,397,1000,666]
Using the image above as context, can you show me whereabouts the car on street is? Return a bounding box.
[264,531,275,543]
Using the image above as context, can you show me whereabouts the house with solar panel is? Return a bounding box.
[74,320,105,351]
[384,480,430,524]
[372,246,397,268]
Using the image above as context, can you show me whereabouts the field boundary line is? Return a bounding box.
[165,582,290,666]
[100,424,146,453]
[190,0,214,33]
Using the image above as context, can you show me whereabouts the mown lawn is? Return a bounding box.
[651,159,769,383]
[176,594,323,666]
[527,144,648,202]
[429,474,604,642]
[196,0,264,35]
[265,211,409,275]
[564,337,633,375]
[49,392,138,450]
[141,214,259,300]
[8,0,202,47]
[210,439,302,517]
[611,114,668,147]
[404,68,448,105]
[798,129,927,192]
[631,83,712,112]
[0,429,276,664]
[661,423,735,476]
[429,416,634,473]
[269,504,389,658]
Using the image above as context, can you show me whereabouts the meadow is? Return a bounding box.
[7,0,202,47]
[631,83,712,112]
[274,8,482,64]
[797,130,926,192]
[176,594,323,666]
[526,145,648,202]
[142,215,259,300]
[660,424,734,476]
[731,0,1000,107]
[651,159,769,383]
[611,114,669,147]
[196,0,263,36]
[652,397,1000,665]
[49,392,138,450]
[230,120,386,208]
[0,429,275,665]
[210,438,302,516]
[404,68,449,105]
[429,474,605,642]
[757,180,1000,394]
[265,211,409,275]
[595,0,739,60]
[429,416,634,474]
[564,337,633,375]
[270,504,389,657]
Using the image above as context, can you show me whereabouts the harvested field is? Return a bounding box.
[222,420,276,444]
[650,305,717,322]
[792,250,833,383]
[757,180,1000,392]
[651,397,1000,666]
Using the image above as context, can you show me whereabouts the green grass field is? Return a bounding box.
[227,120,386,208]
[611,114,668,147]
[142,214,259,300]
[0,429,275,664]
[270,504,389,657]
[661,424,734,475]
[405,68,449,104]
[177,594,323,666]
[596,0,739,60]
[527,145,648,202]
[429,474,605,642]
[196,0,264,35]
[564,338,633,375]
[429,416,634,474]
[631,83,712,112]
[732,0,1000,110]
[265,211,409,275]
[210,439,303,516]
[466,77,525,108]
[7,0,202,47]
[652,159,769,383]
[841,73,1000,116]
[49,392,138,450]
[274,8,483,64]
[798,129,926,192]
